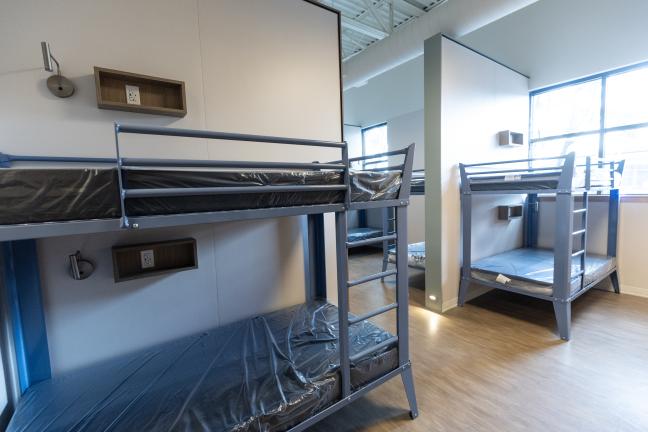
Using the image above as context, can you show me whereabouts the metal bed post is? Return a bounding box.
[553,153,576,340]
[607,160,624,294]
[336,141,351,399]
[458,164,471,307]
[524,194,539,248]
[306,214,327,301]
[395,143,418,419]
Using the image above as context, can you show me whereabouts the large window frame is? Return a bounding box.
[529,60,648,195]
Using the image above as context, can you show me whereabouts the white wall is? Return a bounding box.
[460,0,648,91]
[425,35,529,311]
[0,0,341,374]
[460,0,648,298]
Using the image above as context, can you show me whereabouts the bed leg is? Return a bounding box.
[458,277,470,307]
[553,301,572,341]
[610,270,620,294]
[401,365,419,420]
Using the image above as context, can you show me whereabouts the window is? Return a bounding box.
[361,123,388,168]
[530,61,648,193]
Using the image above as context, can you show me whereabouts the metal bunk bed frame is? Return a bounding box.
[458,152,625,340]
[0,123,418,430]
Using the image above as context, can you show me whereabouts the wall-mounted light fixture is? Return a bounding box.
[41,41,75,98]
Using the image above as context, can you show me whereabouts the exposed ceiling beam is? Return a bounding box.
[393,0,425,16]
[362,0,390,33]
[341,16,389,39]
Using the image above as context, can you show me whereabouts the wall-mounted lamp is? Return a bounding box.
[69,251,95,280]
[41,41,75,98]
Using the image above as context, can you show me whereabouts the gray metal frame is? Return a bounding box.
[0,124,418,429]
[458,152,625,340]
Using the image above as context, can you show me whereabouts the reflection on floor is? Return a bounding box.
[311,250,648,432]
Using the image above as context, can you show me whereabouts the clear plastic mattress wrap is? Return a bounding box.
[471,248,616,296]
[7,302,398,432]
[388,242,425,270]
[0,168,402,225]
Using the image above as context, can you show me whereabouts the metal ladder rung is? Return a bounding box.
[348,270,397,287]
[349,336,398,363]
[572,229,587,236]
[573,208,587,214]
[349,303,398,325]
[346,234,397,248]
[572,250,585,258]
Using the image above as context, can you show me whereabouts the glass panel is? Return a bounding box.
[530,133,600,167]
[604,127,648,194]
[605,66,648,128]
[531,79,602,139]
[362,124,388,168]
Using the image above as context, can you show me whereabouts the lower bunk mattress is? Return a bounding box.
[470,248,616,297]
[0,168,402,225]
[7,301,397,432]
[388,242,425,270]
[347,226,383,243]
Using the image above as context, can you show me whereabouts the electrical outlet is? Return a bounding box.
[140,249,155,269]
[125,84,141,105]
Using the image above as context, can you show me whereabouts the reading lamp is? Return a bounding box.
[41,41,75,98]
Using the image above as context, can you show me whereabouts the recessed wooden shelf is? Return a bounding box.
[112,238,197,282]
[94,67,187,117]
[498,205,523,221]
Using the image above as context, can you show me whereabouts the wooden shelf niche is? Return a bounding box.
[112,238,197,282]
[94,67,187,117]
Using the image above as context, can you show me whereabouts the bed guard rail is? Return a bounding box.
[114,123,350,228]
[460,152,625,193]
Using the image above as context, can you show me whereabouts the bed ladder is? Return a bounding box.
[336,207,419,420]
[572,191,589,290]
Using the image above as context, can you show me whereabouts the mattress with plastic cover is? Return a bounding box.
[468,172,560,191]
[388,242,425,270]
[7,301,398,432]
[471,248,616,296]
[347,227,383,243]
[0,168,402,225]
[410,172,424,195]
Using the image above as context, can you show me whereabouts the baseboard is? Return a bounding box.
[620,284,648,299]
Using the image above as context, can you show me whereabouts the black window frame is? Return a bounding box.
[361,122,388,168]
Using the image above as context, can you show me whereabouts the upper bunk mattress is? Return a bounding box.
[471,248,616,296]
[7,301,397,432]
[0,168,401,225]
[388,241,425,270]
[468,172,560,192]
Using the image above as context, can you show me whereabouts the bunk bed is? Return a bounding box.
[386,169,425,270]
[458,152,625,340]
[1,124,418,431]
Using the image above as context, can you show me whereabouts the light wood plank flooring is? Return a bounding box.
[310,250,648,432]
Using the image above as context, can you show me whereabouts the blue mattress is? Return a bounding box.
[471,248,616,296]
[7,302,397,432]
[347,227,383,243]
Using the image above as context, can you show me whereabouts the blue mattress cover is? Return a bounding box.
[7,302,397,432]
[471,248,616,296]
[347,227,383,243]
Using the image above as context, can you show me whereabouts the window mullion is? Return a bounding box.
[599,76,607,158]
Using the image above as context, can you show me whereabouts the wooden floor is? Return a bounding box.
[311,251,648,432]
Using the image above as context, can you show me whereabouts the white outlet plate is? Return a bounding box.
[140,249,155,269]
[125,84,141,105]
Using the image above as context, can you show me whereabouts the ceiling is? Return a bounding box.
[316,0,448,61]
